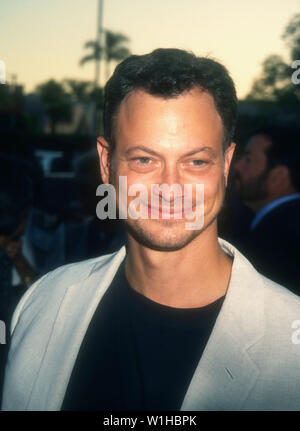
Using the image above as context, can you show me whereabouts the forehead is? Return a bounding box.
[114,88,224,152]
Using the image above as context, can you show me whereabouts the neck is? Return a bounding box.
[124,222,233,308]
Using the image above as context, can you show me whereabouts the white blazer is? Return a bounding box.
[2,239,300,411]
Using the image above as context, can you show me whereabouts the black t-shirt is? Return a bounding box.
[61,260,225,411]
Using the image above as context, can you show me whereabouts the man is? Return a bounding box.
[2,49,300,411]
[232,126,300,293]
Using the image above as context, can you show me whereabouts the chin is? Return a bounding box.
[125,218,202,251]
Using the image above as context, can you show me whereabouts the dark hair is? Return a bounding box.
[103,48,238,152]
[251,126,300,192]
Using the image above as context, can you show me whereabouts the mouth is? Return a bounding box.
[145,203,197,219]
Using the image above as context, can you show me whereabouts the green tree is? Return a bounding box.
[62,79,105,135]
[63,79,93,103]
[36,79,72,134]
[247,13,300,102]
[89,86,104,110]
[282,13,300,60]
[80,41,102,68]
[103,30,131,80]
[0,84,14,110]
[247,55,292,101]
[80,29,131,81]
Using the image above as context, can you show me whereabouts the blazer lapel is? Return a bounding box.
[24,239,265,411]
[26,246,127,410]
[180,239,265,411]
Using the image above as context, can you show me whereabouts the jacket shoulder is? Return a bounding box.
[257,275,300,352]
[10,250,122,335]
[261,274,300,314]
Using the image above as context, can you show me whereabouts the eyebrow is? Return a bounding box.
[125,145,216,158]
[183,147,216,157]
[125,146,159,157]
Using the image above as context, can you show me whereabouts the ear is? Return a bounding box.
[224,142,236,186]
[97,137,111,184]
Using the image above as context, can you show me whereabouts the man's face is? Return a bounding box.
[98,87,235,251]
[232,134,271,204]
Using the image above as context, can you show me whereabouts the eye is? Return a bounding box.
[128,156,157,172]
[190,159,206,166]
[186,159,209,168]
[135,157,151,164]
[182,158,209,171]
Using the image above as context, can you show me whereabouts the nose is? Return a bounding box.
[154,163,182,202]
[161,163,180,186]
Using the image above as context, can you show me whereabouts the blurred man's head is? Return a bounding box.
[97,48,238,251]
[232,126,300,211]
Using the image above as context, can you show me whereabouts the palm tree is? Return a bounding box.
[80,29,131,82]
[36,79,72,134]
[80,41,102,68]
[104,30,131,80]
[63,79,92,103]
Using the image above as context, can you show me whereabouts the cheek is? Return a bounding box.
[201,172,225,207]
[113,171,151,210]
[241,170,256,185]
[246,161,264,179]
[112,160,149,184]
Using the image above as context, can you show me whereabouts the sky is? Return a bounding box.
[1,0,300,99]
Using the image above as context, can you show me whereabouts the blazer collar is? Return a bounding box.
[180,239,265,410]
[27,238,265,410]
[89,239,265,411]
[87,239,265,411]
[26,247,127,410]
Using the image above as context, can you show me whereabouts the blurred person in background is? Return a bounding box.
[0,155,39,403]
[64,149,126,263]
[231,126,300,293]
[0,155,38,324]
